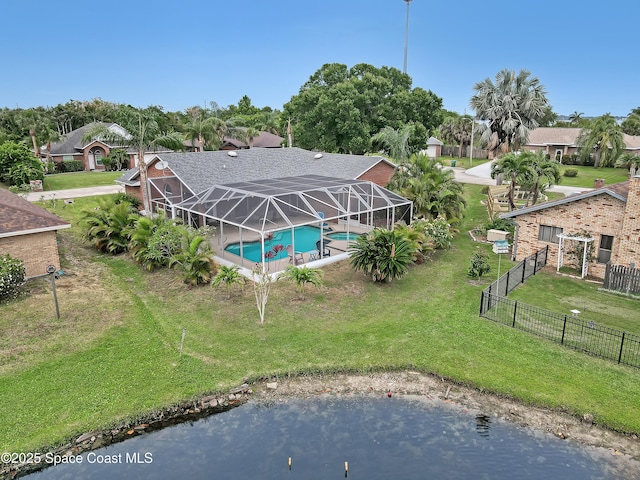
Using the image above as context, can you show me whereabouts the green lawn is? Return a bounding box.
[510,271,640,335]
[1,185,639,455]
[558,165,628,188]
[42,171,122,191]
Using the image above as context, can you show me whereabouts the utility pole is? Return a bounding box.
[403,0,413,74]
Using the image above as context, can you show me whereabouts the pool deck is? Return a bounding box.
[211,221,369,275]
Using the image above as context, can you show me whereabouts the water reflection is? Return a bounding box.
[27,395,632,480]
[475,414,491,438]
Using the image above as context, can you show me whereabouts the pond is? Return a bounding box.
[27,395,630,479]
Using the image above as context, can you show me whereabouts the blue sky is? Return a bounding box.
[1,0,637,117]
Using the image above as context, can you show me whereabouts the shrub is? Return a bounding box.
[113,192,141,209]
[479,185,490,195]
[62,160,84,172]
[0,254,26,303]
[468,252,491,278]
[484,215,515,237]
[563,168,579,177]
[423,217,455,250]
[349,228,415,282]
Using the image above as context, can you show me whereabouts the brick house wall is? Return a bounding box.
[0,231,62,278]
[357,162,395,186]
[617,176,640,266]
[511,193,627,279]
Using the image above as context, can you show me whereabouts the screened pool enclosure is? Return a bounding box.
[153,175,412,273]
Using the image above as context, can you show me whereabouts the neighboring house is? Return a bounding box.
[524,127,640,162]
[117,147,396,215]
[0,189,70,278]
[501,175,640,279]
[184,130,284,152]
[423,137,443,159]
[221,130,284,149]
[48,122,171,171]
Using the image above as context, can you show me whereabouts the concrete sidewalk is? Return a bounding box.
[26,185,124,202]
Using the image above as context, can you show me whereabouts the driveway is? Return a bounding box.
[446,161,591,196]
[26,185,124,202]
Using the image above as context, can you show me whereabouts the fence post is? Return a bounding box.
[506,270,511,294]
[512,301,518,327]
[534,250,539,274]
[561,315,567,344]
[603,263,611,290]
[618,332,626,364]
[522,259,527,283]
[480,290,485,316]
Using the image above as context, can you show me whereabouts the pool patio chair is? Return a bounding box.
[317,211,329,227]
[286,244,304,265]
[316,240,332,258]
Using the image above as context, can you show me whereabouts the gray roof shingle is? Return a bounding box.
[118,148,394,194]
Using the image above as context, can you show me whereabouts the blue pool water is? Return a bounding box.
[225,226,323,262]
[27,396,634,479]
[325,231,362,241]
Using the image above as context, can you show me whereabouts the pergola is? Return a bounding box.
[169,175,413,273]
[556,233,594,278]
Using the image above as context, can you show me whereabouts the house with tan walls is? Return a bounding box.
[500,175,640,279]
[0,190,70,278]
[524,127,640,162]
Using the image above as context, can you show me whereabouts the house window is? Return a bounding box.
[597,235,614,264]
[538,225,563,244]
[63,155,74,161]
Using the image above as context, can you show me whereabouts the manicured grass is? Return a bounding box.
[43,171,122,191]
[1,186,640,455]
[509,271,640,335]
[440,155,491,169]
[558,165,628,188]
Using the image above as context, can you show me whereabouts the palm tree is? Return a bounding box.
[349,228,415,283]
[83,110,184,213]
[371,125,414,164]
[523,151,561,206]
[491,152,534,210]
[81,197,137,254]
[244,127,261,148]
[440,115,473,158]
[183,114,225,151]
[169,228,217,286]
[278,265,323,300]
[569,111,584,124]
[470,69,549,157]
[212,265,245,298]
[576,114,625,168]
[389,155,466,223]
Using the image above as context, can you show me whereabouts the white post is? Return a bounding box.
[581,240,588,278]
[469,119,475,168]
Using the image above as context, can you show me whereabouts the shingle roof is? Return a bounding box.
[527,127,640,149]
[49,122,118,155]
[118,148,395,194]
[0,189,70,238]
[501,180,631,219]
[527,127,581,146]
[222,130,284,148]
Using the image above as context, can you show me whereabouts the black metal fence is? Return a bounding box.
[603,263,640,295]
[480,246,548,309]
[480,293,640,369]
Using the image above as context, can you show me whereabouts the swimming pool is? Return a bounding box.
[325,231,362,241]
[224,226,323,263]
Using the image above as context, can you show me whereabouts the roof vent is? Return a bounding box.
[227,151,237,157]
[314,153,323,159]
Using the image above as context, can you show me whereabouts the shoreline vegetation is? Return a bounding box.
[1,184,640,474]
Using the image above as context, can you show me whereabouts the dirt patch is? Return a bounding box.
[250,371,640,476]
